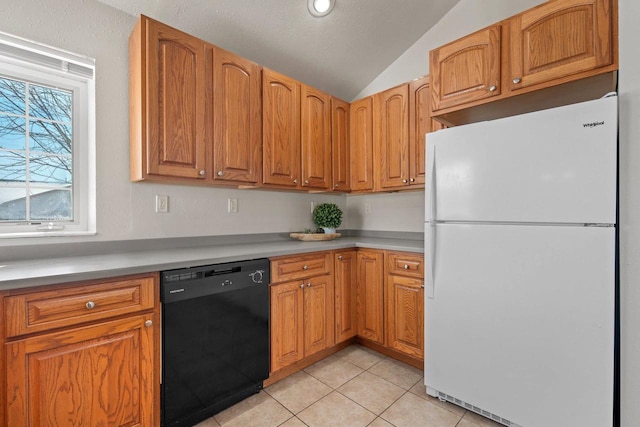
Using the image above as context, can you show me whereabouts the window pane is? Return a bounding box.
[0,114,25,149]
[0,76,26,115]
[28,84,72,123]
[29,120,71,155]
[0,185,26,221]
[0,150,26,182]
[29,154,72,184]
[29,187,72,221]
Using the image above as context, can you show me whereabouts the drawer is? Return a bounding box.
[270,252,332,283]
[4,275,156,338]
[386,252,424,278]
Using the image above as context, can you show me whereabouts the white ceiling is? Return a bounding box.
[98,0,460,101]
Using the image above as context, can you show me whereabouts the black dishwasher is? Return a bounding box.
[160,258,270,427]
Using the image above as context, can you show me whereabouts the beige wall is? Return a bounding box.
[0,0,345,247]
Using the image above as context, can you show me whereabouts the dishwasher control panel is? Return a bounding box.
[160,258,270,303]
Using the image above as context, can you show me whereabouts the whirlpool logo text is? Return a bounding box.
[583,121,605,128]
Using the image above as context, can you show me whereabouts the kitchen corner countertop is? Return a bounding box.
[0,236,423,291]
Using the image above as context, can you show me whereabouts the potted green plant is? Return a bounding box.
[312,203,343,234]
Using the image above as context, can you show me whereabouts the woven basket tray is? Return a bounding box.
[289,233,341,241]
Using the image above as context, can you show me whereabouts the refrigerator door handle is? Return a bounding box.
[426,223,436,299]
[428,145,437,223]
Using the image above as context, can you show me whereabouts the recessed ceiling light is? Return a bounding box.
[308,0,335,17]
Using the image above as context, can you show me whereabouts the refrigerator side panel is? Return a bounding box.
[424,223,615,427]
[426,96,617,224]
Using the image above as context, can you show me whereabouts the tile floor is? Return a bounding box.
[194,344,502,427]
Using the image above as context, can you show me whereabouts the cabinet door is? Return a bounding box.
[350,97,374,192]
[430,25,501,112]
[303,275,335,357]
[510,0,614,91]
[334,250,357,343]
[263,69,301,187]
[212,47,262,183]
[331,98,350,192]
[6,313,157,426]
[356,250,384,344]
[375,84,410,190]
[301,86,332,190]
[144,18,207,179]
[270,281,304,371]
[409,76,430,187]
[385,274,424,360]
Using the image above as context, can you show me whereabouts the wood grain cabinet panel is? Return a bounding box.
[386,252,425,278]
[5,313,157,427]
[375,84,410,190]
[303,275,335,357]
[263,68,301,187]
[430,25,502,112]
[212,47,262,183]
[130,16,207,181]
[510,0,614,91]
[4,276,155,338]
[334,250,357,343]
[271,253,332,283]
[385,275,424,360]
[356,249,385,344]
[331,98,350,192]
[301,86,332,190]
[409,76,431,187]
[350,97,375,192]
[270,281,305,372]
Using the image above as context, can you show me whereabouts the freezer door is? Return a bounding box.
[425,96,617,224]
[424,223,614,427]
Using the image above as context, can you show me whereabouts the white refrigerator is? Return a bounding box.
[424,96,617,427]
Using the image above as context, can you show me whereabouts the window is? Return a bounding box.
[0,32,95,237]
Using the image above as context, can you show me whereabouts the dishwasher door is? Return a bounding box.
[161,259,270,427]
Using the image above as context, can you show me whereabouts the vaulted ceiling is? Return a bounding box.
[98,0,460,100]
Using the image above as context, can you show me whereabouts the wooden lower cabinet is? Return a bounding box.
[2,274,160,427]
[303,275,335,357]
[385,274,424,359]
[270,280,305,371]
[334,250,357,343]
[356,249,385,345]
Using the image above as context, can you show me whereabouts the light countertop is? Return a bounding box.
[0,236,423,291]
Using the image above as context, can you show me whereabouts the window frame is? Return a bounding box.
[0,33,95,238]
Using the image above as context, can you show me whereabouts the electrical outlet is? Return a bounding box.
[156,195,169,213]
[228,198,238,213]
[365,203,371,213]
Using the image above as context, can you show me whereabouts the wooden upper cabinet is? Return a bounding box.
[409,76,430,187]
[430,25,502,112]
[375,84,410,190]
[263,68,301,187]
[301,86,332,190]
[350,97,374,192]
[331,98,350,192]
[510,0,614,91]
[130,16,207,181]
[212,47,262,184]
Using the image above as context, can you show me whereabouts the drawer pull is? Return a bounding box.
[145,320,153,327]
[302,265,308,270]
[86,301,96,309]
[513,78,521,84]
[306,282,312,287]
[199,170,205,176]
[421,284,425,289]
[338,255,343,260]
[403,265,409,269]
[489,85,497,92]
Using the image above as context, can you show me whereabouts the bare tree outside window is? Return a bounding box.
[0,76,73,222]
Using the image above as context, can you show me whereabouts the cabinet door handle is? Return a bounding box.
[410,178,415,183]
[513,78,521,84]
[217,171,223,176]
[302,265,308,270]
[304,179,310,184]
[293,178,298,184]
[86,301,95,309]
[300,283,305,288]
[199,170,205,176]
[145,320,153,327]
[334,184,339,188]
[489,85,497,92]
[403,264,409,269]
[338,255,343,260]
[402,179,408,184]
[421,284,425,289]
